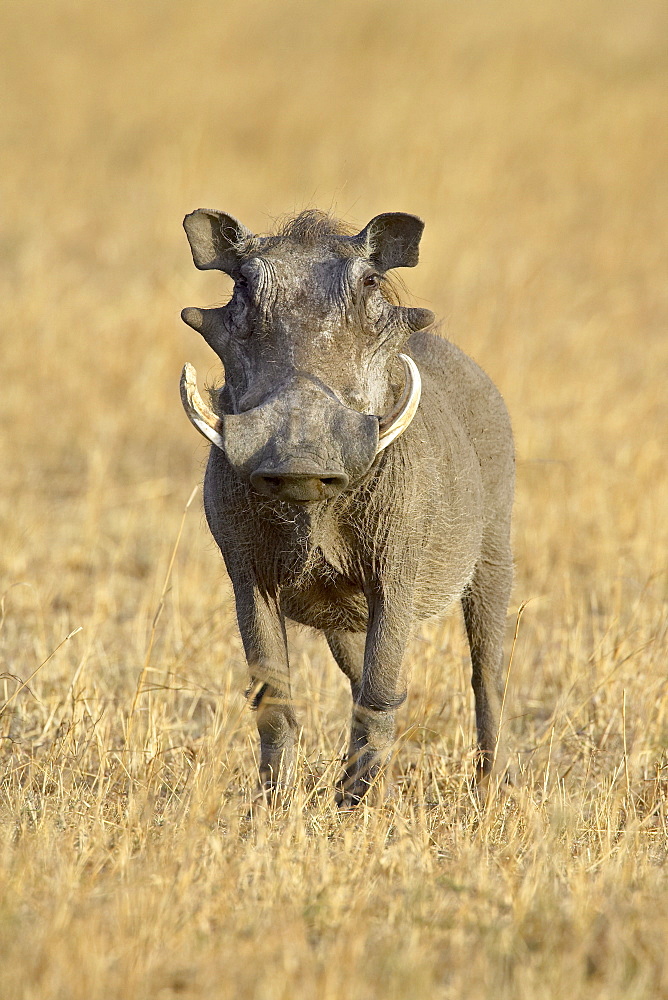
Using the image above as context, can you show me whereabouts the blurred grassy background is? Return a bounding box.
[1,1,667,997]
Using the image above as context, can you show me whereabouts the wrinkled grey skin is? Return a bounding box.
[181,209,514,804]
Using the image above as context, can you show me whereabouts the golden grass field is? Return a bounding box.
[1,1,667,996]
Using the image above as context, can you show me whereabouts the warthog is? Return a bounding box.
[180,208,514,804]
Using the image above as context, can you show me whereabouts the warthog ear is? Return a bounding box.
[357,213,425,271]
[183,210,254,276]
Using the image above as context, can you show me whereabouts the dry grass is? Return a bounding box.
[1,1,667,997]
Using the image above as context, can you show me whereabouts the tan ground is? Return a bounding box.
[1,1,667,997]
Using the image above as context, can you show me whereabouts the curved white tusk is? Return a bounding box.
[180,362,225,451]
[376,353,422,455]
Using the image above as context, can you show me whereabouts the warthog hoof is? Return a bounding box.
[335,750,388,808]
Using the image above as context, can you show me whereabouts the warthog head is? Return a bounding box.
[180,210,434,503]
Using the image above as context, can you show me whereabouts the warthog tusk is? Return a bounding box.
[180,362,225,451]
[376,353,422,454]
[180,354,421,457]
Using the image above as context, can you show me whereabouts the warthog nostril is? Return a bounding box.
[250,471,349,502]
[262,477,283,491]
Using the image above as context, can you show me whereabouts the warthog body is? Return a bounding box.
[180,209,514,803]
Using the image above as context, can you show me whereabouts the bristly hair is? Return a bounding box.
[262,209,359,253]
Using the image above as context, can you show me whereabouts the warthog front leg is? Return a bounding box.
[233,580,298,796]
[332,591,412,806]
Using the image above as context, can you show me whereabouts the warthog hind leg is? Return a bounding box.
[461,542,513,784]
[325,629,365,700]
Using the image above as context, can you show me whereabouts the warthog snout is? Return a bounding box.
[182,371,383,497]
[181,356,423,503]
[249,468,349,503]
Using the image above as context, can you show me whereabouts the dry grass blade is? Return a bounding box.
[0,626,82,718]
[128,484,199,725]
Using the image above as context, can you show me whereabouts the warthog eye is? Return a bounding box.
[363,273,380,288]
